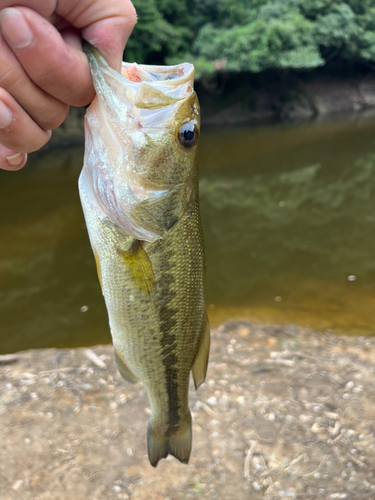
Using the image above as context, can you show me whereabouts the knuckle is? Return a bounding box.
[37,103,70,131]
[0,67,22,92]
[22,130,52,153]
[4,130,51,154]
[68,88,95,108]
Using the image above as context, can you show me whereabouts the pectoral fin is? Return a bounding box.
[115,350,139,384]
[191,311,210,390]
[118,239,156,294]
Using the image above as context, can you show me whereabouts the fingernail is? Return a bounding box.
[5,152,25,166]
[0,8,33,49]
[0,100,12,128]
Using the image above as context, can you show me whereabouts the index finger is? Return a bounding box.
[74,0,138,71]
[0,0,138,70]
[0,0,55,17]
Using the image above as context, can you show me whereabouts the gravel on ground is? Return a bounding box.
[1,321,375,500]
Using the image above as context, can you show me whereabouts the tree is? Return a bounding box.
[124,0,375,77]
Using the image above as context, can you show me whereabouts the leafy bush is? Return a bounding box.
[124,0,375,76]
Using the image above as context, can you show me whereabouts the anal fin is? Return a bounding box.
[115,350,139,384]
[191,311,210,390]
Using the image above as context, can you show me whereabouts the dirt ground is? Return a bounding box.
[1,321,375,500]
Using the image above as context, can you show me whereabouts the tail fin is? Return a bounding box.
[147,412,192,467]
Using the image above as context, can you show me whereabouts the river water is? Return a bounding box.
[1,115,375,353]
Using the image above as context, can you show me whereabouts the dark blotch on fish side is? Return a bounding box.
[157,246,180,432]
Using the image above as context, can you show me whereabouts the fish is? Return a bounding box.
[79,43,210,467]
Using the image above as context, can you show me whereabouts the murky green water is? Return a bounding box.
[1,116,375,353]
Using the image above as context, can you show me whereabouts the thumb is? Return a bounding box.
[58,1,138,71]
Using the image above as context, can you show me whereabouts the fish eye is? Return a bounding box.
[178,122,198,148]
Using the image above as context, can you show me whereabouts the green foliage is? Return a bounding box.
[124,0,192,64]
[299,0,338,19]
[124,0,375,76]
[194,13,324,73]
[315,4,358,50]
[345,0,374,15]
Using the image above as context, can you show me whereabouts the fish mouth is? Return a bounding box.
[84,43,195,110]
[121,62,194,87]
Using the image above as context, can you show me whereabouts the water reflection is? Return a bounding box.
[201,118,375,333]
[1,117,375,353]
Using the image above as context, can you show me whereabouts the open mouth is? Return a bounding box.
[121,62,194,86]
[85,41,195,113]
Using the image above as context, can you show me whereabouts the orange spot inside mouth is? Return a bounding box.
[124,66,142,82]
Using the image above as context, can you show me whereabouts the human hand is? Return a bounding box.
[0,0,137,171]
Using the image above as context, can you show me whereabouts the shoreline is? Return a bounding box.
[197,71,375,126]
[1,321,375,499]
[43,72,375,153]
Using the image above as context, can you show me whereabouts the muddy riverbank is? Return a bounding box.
[1,321,375,500]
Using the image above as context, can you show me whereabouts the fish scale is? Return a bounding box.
[79,43,210,467]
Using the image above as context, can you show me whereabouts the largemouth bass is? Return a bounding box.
[79,44,210,467]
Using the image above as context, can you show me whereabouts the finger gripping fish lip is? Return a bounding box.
[84,41,195,110]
